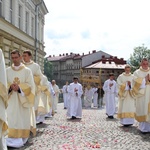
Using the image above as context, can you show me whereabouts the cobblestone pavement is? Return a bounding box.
[9,103,150,150]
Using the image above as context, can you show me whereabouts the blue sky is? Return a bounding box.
[44,0,150,60]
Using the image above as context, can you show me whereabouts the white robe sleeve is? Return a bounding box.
[62,86,65,93]
[77,84,83,97]
[114,81,118,96]
[103,80,109,92]
[49,82,55,96]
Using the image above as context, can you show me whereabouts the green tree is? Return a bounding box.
[128,44,150,72]
[44,58,53,81]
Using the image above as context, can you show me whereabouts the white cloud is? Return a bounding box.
[44,0,150,60]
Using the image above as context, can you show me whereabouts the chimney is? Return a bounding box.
[89,51,90,54]
[66,53,68,55]
[92,50,96,53]
[102,55,105,58]
[59,54,61,56]
[82,53,84,56]
[53,55,55,57]
[63,53,65,56]
[70,52,73,55]
[49,55,51,57]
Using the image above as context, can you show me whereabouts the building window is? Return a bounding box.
[41,26,43,42]
[10,0,13,23]
[0,0,3,17]
[25,11,29,34]
[18,5,22,29]
[31,17,34,37]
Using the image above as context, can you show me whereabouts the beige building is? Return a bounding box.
[82,55,126,87]
[47,50,127,87]
[0,0,48,69]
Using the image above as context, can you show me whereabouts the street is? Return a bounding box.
[9,103,150,150]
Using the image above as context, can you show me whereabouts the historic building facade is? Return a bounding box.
[47,50,127,88]
[47,52,82,87]
[0,0,48,70]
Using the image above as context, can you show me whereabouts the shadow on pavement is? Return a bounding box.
[36,122,50,128]
[66,118,82,122]
[105,117,119,122]
[119,125,150,142]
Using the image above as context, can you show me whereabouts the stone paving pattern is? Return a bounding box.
[9,103,150,150]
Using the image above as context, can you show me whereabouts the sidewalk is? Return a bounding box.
[9,103,150,150]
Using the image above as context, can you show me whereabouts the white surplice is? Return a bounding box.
[62,85,69,108]
[67,82,83,118]
[51,84,60,112]
[92,87,98,107]
[103,79,118,116]
[84,87,93,108]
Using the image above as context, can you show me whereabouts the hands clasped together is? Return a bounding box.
[74,88,78,96]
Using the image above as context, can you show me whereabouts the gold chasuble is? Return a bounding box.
[0,49,8,138]
[117,72,135,119]
[6,64,35,138]
[23,61,42,112]
[132,67,150,122]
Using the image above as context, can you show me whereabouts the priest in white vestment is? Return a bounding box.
[36,75,51,124]
[92,85,98,107]
[84,85,93,108]
[67,77,83,119]
[22,50,42,124]
[51,80,60,113]
[103,73,118,119]
[132,58,150,133]
[45,81,55,117]
[62,81,69,109]
[0,49,8,150]
[6,50,35,148]
[117,65,135,126]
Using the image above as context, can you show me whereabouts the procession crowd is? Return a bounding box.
[0,49,150,150]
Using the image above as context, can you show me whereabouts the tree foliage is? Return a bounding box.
[128,44,150,72]
[44,58,53,81]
